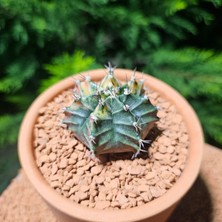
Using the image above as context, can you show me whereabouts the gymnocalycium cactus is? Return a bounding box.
[63,64,159,158]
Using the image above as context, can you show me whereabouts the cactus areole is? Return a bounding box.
[63,64,159,158]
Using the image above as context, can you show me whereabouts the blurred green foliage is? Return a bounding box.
[40,51,100,92]
[0,0,222,192]
[147,48,222,145]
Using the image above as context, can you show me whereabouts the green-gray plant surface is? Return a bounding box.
[63,64,158,158]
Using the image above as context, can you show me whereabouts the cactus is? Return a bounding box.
[63,63,159,158]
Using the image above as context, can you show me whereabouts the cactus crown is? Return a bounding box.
[63,63,159,158]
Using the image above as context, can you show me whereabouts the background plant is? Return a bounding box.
[0,0,222,193]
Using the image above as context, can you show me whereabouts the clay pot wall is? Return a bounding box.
[19,69,204,222]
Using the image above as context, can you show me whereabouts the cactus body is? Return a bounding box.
[63,64,159,158]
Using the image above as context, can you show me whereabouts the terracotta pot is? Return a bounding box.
[18,69,204,222]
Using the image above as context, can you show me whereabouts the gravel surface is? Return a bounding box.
[34,88,189,210]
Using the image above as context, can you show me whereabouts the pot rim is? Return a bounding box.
[18,68,204,222]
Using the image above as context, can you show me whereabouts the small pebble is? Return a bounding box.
[111,201,120,208]
[95,201,110,209]
[138,185,148,192]
[153,152,164,160]
[167,146,175,154]
[75,191,89,201]
[80,185,90,193]
[51,181,60,188]
[158,146,167,154]
[150,187,161,198]
[91,166,103,175]
[68,140,78,148]
[140,192,150,202]
[49,152,56,162]
[98,192,106,201]
[172,168,181,176]
[75,143,84,151]
[70,152,78,160]
[81,200,90,207]
[145,172,156,180]
[127,192,137,198]
[116,193,128,205]
[72,175,80,184]
[59,159,68,169]
[127,166,141,175]
[40,155,50,164]
[95,176,105,184]
[65,179,75,187]
[51,164,58,175]
[76,159,86,168]
[109,179,119,188]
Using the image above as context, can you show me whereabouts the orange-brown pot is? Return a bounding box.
[18,69,203,222]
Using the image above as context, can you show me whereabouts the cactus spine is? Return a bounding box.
[63,64,159,158]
